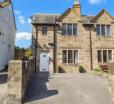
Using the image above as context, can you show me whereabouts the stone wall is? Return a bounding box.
[7,60,35,104]
[108,62,114,99]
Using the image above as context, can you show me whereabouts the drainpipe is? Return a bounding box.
[35,25,38,74]
[53,18,57,73]
[89,24,93,70]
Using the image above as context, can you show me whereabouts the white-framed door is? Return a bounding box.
[40,52,49,72]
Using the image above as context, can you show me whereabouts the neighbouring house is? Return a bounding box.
[0,0,16,71]
[31,0,114,73]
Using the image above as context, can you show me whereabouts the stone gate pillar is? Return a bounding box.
[7,60,23,104]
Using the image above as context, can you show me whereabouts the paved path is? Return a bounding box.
[0,72,7,104]
[25,73,114,104]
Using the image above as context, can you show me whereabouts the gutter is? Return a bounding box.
[89,24,93,70]
[83,22,94,70]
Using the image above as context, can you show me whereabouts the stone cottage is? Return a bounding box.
[0,0,16,71]
[31,0,114,73]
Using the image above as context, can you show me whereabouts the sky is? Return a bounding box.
[13,0,114,48]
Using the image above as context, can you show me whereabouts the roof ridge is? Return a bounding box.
[33,13,61,15]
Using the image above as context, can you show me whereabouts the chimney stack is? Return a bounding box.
[72,0,81,16]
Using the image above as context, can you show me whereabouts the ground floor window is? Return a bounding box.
[62,50,78,64]
[97,50,112,63]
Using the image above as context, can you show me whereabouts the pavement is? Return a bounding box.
[0,72,7,104]
[25,73,114,104]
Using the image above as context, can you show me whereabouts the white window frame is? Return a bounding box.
[97,50,113,63]
[62,23,78,36]
[62,49,79,64]
[96,24,111,36]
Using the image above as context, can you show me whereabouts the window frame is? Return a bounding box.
[97,50,112,63]
[62,23,78,36]
[96,24,111,36]
[62,49,79,64]
[42,26,48,35]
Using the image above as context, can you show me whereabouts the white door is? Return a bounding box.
[40,52,49,72]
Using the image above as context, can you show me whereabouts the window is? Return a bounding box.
[108,50,112,61]
[68,24,72,35]
[74,50,78,64]
[62,24,67,35]
[97,50,112,63]
[96,25,111,36]
[73,24,77,35]
[101,25,105,36]
[96,25,100,35]
[62,50,67,63]
[107,25,110,35]
[62,24,77,36]
[62,50,79,64]
[98,50,102,62]
[103,50,107,62]
[42,27,47,35]
[68,50,73,63]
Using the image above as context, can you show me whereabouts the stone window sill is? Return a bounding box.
[62,63,79,66]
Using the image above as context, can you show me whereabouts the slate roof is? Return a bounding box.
[31,14,61,24]
[31,13,95,25]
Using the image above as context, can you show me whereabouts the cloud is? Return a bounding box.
[14,10,21,15]
[18,16,26,24]
[27,18,31,24]
[15,10,28,25]
[88,0,105,4]
[16,32,31,41]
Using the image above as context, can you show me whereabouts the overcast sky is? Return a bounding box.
[13,0,114,48]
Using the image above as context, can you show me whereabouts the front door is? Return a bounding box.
[40,52,49,72]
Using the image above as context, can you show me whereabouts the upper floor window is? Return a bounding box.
[62,23,77,36]
[42,27,47,35]
[96,24,111,36]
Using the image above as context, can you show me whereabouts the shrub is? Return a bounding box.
[58,66,66,73]
[79,65,86,73]
[94,66,102,72]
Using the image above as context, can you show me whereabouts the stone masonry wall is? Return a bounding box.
[108,62,114,100]
[32,8,114,73]
[7,60,35,104]
[56,10,91,72]
[32,25,54,72]
[92,12,114,69]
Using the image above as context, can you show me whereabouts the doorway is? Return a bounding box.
[40,52,49,72]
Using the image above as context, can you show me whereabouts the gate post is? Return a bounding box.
[7,60,23,104]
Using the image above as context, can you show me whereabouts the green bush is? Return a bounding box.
[94,66,102,72]
[58,66,66,73]
[79,65,86,73]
